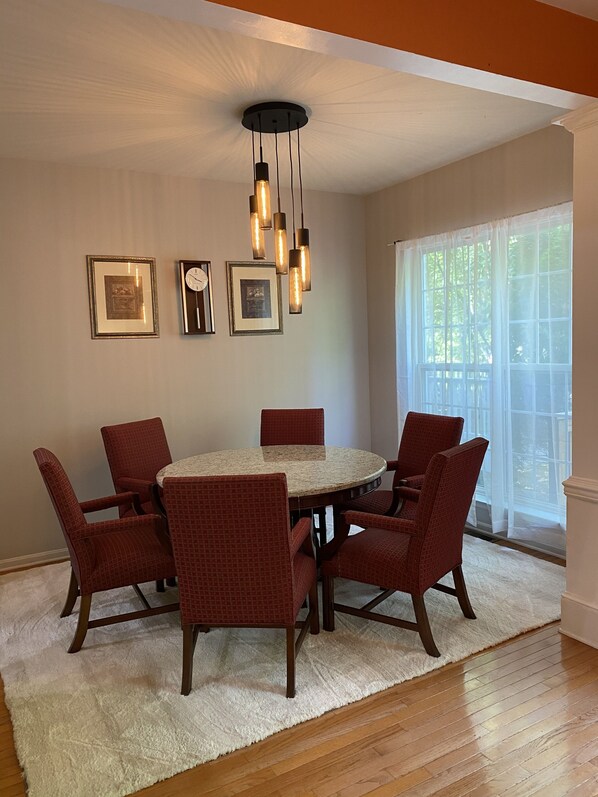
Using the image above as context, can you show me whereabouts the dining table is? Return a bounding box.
[156,444,387,541]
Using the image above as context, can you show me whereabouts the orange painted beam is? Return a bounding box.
[207,0,598,98]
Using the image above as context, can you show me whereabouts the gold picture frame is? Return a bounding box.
[226,261,283,336]
[87,255,159,339]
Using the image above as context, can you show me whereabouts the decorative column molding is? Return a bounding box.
[557,103,598,649]
[563,476,598,504]
[555,101,598,134]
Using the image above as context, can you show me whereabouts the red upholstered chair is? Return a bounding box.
[321,437,488,657]
[33,448,178,653]
[162,473,319,698]
[101,417,172,517]
[341,411,464,518]
[260,408,328,544]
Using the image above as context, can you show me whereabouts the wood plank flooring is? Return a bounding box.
[4,558,598,796]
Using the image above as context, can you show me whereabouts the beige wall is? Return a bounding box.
[364,124,573,465]
[0,158,369,564]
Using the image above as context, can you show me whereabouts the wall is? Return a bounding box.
[0,158,369,565]
[364,124,573,466]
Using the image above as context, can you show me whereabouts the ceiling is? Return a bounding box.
[537,0,598,21]
[0,0,582,195]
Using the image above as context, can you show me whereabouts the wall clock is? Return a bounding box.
[179,260,215,335]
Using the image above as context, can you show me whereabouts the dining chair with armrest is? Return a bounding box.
[340,411,464,518]
[260,408,328,544]
[321,437,488,657]
[33,447,178,654]
[162,473,319,697]
[101,416,172,517]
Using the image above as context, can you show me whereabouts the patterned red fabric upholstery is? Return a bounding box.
[260,408,325,446]
[162,473,317,627]
[33,448,176,595]
[341,411,464,517]
[322,437,488,595]
[101,417,172,515]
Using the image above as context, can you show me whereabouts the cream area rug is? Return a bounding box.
[0,536,564,797]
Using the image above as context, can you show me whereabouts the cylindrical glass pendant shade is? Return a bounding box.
[254,161,272,229]
[297,227,311,291]
[274,212,288,275]
[249,195,265,260]
[289,249,303,314]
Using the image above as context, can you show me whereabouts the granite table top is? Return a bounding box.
[156,445,387,499]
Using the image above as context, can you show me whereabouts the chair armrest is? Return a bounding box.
[395,485,421,503]
[78,513,163,539]
[400,474,425,490]
[116,477,153,492]
[343,510,417,536]
[79,492,141,514]
[290,517,313,558]
[74,513,172,562]
[385,481,422,516]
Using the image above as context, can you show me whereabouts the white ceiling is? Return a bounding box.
[0,0,584,195]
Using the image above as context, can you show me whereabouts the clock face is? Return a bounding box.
[185,266,209,292]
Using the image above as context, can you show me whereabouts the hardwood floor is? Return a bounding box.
[4,558,598,796]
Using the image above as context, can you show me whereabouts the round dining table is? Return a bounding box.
[156,445,387,516]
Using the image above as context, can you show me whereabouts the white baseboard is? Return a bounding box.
[560,591,598,649]
[0,547,69,574]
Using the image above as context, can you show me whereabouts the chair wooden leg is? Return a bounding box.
[322,574,335,632]
[181,623,198,696]
[60,568,79,618]
[68,594,92,653]
[317,508,327,546]
[453,565,476,619]
[412,594,440,657]
[308,580,320,635]
[156,580,165,592]
[286,626,296,698]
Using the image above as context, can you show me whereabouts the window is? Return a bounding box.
[396,203,572,553]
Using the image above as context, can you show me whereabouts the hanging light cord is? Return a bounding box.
[275,129,282,213]
[297,123,305,227]
[251,127,256,179]
[288,118,296,247]
[258,113,264,163]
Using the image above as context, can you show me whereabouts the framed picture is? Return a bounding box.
[87,256,159,339]
[226,261,283,336]
[179,260,215,335]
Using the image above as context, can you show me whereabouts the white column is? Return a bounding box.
[558,104,598,648]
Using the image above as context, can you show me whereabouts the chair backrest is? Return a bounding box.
[260,408,325,446]
[162,473,297,626]
[394,411,464,487]
[33,447,86,557]
[406,437,488,592]
[101,417,172,498]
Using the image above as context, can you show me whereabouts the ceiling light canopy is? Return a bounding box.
[242,101,312,315]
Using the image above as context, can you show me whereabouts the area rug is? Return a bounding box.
[0,536,564,797]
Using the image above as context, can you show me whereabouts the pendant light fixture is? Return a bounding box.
[249,194,265,260]
[249,130,265,259]
[242,102,310,313]
[254,120,272,230]
[288,120,302,314]
[272,131,288,275]
[295,123,311,291]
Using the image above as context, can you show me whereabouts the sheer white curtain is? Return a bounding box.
[396,203,572,552]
